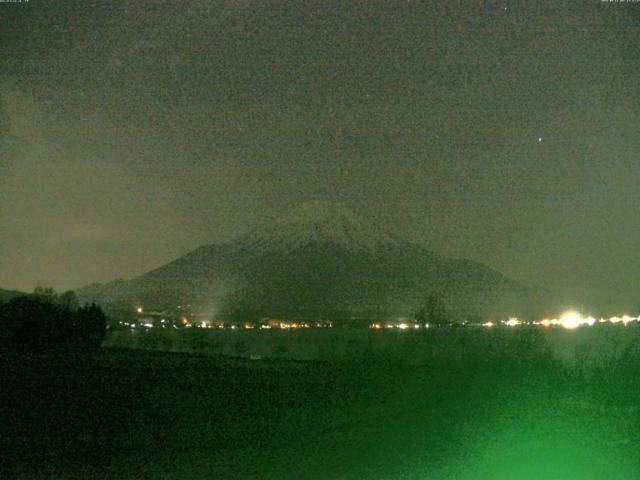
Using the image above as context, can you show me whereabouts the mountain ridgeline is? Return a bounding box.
[78,202,549,321]
[0,288,27,303]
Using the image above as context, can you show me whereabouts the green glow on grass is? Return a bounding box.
[402,401,640,480]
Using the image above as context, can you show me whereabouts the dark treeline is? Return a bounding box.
[0,288,107,354]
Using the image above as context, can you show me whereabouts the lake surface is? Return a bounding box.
[104,325,640,367]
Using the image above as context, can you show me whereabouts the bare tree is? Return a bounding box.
[416,290,449,326]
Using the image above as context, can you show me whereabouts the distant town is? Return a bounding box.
[122,306,640,331]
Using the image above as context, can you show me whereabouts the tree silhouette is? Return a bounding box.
[416,290,449,326]
[1,295,67,352]
[74,303,108,352]
[33,286,58,302]
[0,292,108,354]
[58,290,80,311]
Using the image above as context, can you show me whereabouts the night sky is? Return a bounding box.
[1,1,639,314]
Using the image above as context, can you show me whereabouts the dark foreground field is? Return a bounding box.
[2,347,640,479]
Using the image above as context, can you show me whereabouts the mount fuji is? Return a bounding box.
[78,201,548,321]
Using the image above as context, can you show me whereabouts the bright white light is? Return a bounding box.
[482,321,494,328]
[136,307,143,313]
[505,317,521,327]
[398,323,409,330]
[559,311,582,330]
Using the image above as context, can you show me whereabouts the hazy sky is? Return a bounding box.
[1,1,639,313]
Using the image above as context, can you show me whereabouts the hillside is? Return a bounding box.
[78,202,550,320]
[0,288,27,303]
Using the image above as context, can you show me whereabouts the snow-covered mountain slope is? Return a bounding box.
[233,201,407,253]
[78,202,550,320]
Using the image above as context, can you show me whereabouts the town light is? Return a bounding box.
[559,311,582,330]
